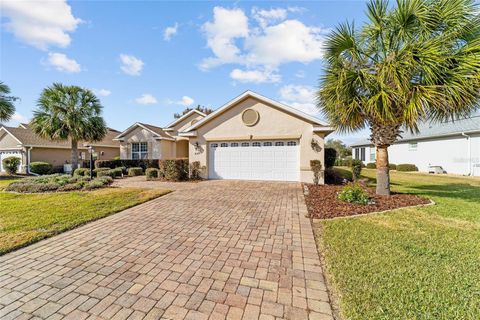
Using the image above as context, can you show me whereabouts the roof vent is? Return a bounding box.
[242,109,259,127]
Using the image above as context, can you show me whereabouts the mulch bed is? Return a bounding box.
[304,184,431,219]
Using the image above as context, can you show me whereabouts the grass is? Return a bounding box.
[315,169,480,320]
[0,179,170,254]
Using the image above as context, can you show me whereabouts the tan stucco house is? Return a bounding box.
[116,91,333,183]
[0,124,120,173]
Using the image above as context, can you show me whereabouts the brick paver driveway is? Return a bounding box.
[0,181,333,320]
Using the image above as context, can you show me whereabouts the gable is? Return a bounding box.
[0,128,21,149]
[120,126,159,143]
[195,97,316,139]
[167,112,205,134]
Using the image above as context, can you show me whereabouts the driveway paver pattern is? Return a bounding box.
[0,180,333,319]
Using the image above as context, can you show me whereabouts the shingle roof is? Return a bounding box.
[114,122,174,140]
[350,114,480,147]
[0,125,120,148]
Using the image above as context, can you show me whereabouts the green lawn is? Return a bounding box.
[0,179,170,254]
[315,169,480,320]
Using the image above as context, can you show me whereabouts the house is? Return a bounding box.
[351,113,480,176]
[0,124,120,173]
[115,91,334,183]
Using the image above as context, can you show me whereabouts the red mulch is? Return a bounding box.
[304,184,431,219]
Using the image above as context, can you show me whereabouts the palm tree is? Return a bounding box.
[0,81,17,122]
[31,83,108,171]
[318,0,480,195]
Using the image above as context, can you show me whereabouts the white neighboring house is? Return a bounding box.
[351,113,480,176]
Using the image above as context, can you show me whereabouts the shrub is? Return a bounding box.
[93,167,109,174]
[189,161,202,180]
[389,163,397,170]
[397,163,418,172]
[97,169,117,179]
[112,167,123,177]
[337,183,370,205]
[335,158,352,167]
[146,168,159,180]
[310,160,323,185]
[2,156,21,175]
[324,148,337,169]
[366,162,376,169]
[29,162,53,175]
[74,168,90,176]
[351,159,363,181]
[159,159,189,181]
[128,167,144,176]
[84,179,107,190]
[95,159,159,170]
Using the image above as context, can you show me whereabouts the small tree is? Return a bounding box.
[325,139,351,159]
[351,159,363,181]
[31,84,107,171]
[310,160,323,185]
[2,156,21,175]
[324,148,337,168]
[0,81,18,122]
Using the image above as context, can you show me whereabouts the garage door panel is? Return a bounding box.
[209,141,299,181]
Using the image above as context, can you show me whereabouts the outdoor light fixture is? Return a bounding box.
[194,142,200,152]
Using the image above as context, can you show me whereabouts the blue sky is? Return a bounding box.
[1,0,370,144]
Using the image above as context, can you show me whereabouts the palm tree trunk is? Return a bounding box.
[71,140,78,174]
[376,145,390,196]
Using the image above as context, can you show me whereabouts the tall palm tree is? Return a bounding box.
[0,81,17,122]
[31,83,108,171]
[318,0,480,195]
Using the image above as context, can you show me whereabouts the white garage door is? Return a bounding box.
[208,140,300,181]
[0,151,22,173]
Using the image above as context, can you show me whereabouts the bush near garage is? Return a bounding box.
[189,161,203,180]
[397,164,419,172]
[159,159,189,181]
[128,167,144,176]
[146,168,160,180]
[310,160,323,185]
[29,162,53,175]
[5,174,112,193]
[325,148,337,169]
[95,159,159,170]
[2,156,21,175]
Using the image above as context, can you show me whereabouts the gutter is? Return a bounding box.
[461,132,472,176]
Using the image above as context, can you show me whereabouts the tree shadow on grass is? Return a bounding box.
[407,183,480,203]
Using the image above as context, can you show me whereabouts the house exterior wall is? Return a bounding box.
[188,97,325,183]
[0,132,20,149]
[175,140,189,158]
[169,113,205,136]
[352,134,480,176]
[160,140,175,159]
[119,127,161,159]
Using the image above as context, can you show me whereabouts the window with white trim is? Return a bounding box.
[287,141,297,146]
[370,148,376,161]
[408,142,418,151]
[275,141,284,146]
[263,142,272,146]
[231,142,239,147]
[132,142,148,159]
[252,142,261,147]
[241,142,250,147]
[220,143,228,147]
[211,143,218,148]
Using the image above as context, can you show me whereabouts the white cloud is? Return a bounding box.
[163,23,178,41]
[1,0,82,50]
[200,6,326,83]
[230,68,280,83]
[166,96,195,106]
[96,89,111,97]
[5,112,30,126]
[45,52,81,73]
[279,85,319,115]
[120,54,144,76]
[135,94,157,105]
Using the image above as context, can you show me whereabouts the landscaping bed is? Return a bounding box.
[305,183,431,219]
[5,174,112,193]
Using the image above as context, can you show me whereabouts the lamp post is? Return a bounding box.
[88,145,95,178]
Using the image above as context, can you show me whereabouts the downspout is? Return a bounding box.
[461,132,471,176]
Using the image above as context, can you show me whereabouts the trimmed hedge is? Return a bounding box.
[397,163,418,172]
[189,161,202,180]
[5,174,112,193]
[128,167,144,176]
[95,159,159,170]
[325,148,337,168]
[389,163,397,170]
[29,162,53,175]
[2,156,20,174]
[159,159,189,181]
[335,159,352,167]
[74,168,91,176]
[366,162,376,169]
[146,168,159,180]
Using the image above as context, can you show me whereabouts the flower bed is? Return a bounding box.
[304,184,431,219]
[5,174,113,193]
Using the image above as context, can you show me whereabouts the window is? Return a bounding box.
[220,143,228,147]
[355,148,360,159]
[211,143,218,148]
[370,148,376,162]
[263,142,272,146]
[275,141,284,146]
[132,142,148,159]
[287,141,297,146]
[231,142,239,147]
[252,142,261,147]
[360,147,366,161]
[409,142,418,151]
[241,142,250,147]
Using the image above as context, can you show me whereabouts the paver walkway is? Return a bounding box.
[0,180,333,319]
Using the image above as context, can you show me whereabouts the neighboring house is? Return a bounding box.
[351,113,480,176]
[117,91,334,183]
[0,124,120,173]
